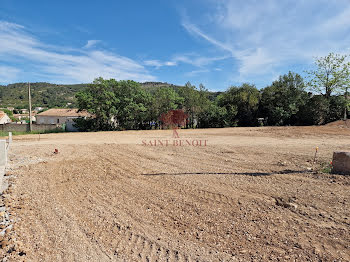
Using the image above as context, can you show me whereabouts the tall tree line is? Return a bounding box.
[75,53,350,131]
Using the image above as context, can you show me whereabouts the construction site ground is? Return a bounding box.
[1,125,350,261]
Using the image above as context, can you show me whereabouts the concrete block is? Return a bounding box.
[0,140,7,166]
[332,151,350,174]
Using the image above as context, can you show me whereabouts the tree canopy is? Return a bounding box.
[306,53,350,98]
[259,72,307,125]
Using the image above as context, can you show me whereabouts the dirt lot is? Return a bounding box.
[1,126,350,261]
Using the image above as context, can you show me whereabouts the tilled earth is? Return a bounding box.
[1,126,350,261]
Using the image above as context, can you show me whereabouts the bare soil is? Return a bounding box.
[326,119,350,128]
[1,126,350,261]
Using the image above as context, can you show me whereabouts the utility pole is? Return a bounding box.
[28,82,32,132]
[345,86,348,121]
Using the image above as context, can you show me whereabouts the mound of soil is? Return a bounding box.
[326,119,350,128]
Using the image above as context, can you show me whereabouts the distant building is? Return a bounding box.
[34,107,45,112]
[20,109,29,114]
[13,114,36,123]
[0,111,11,124]
[36,109,90,131]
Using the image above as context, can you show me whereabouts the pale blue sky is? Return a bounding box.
[1,0,350,90]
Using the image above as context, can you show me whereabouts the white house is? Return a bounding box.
[36,109,90,131]
[0,111,11,124]
[13,114,36,123]
[34,107,45,112]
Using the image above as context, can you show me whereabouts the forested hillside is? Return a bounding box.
[0,82,87,108]
[0,82,213,109]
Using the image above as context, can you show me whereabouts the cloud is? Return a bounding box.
[182,22,235,55]
[83,40,100,49]
[144,53,229,69]
[164,61,177,66]
[0,65,20,83]
[318,5,350,35]
[144,59,177,68]
[185,69,210,77]
[181,0,350,81]
[0,21,156,84]
[172,53,230,67]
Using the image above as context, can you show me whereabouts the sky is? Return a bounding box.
[1,0,350,91]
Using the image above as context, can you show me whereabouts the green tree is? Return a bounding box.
[76,77,119,131]
[306,53,350,98]
[198,103,228,128]
[177,82,201,128]
[218,83,260,126]
[259,72,307,125]
[114,80,152,130]
[153,87,183,116]
[197,84,211,110]
[150,87,184,129]
[195,83,212,127]
[297,94,329,125]
[76,78,153,131]
[328,95,348,122]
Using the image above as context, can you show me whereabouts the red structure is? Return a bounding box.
[160,109,188,129]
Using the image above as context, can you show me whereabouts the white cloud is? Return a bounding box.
[185,69,210,77]
[83,40,100,49]
[182,22,235,55]
[0,66,20,83]
[182,0,350,81]
[0,21,156,84]
[172,53,229,67]
[164,61,177,66]
[144,53,229,69]
[144,59,177,68]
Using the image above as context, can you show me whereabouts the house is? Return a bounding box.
[13,113,36,123]
[34,107,45,112]
[0,111,11,124]
[36,109,90,131]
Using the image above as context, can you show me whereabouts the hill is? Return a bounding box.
[0,81,222,109]
[0,82,88,109]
